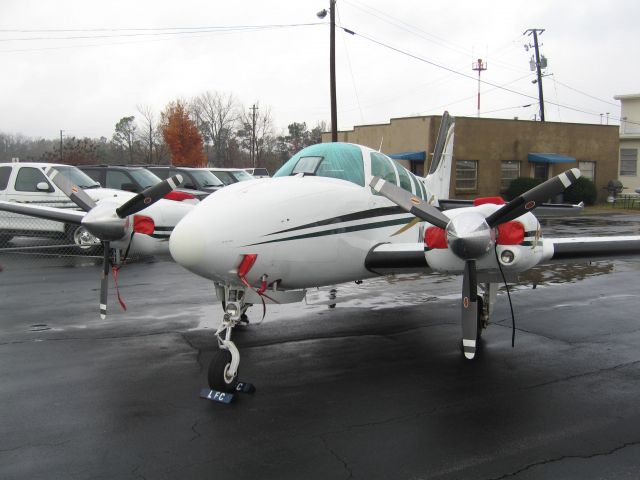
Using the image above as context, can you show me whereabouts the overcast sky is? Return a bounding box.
[1,0,638,140]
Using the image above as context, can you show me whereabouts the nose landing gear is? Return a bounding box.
[208,286,245,393]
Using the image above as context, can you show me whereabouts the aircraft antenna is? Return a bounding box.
[378,137,384,152]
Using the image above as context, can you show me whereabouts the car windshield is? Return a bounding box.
[229,170,254,182]
[211,170,236,185]
[53,166,101,189]
[128,168,163,189]
[188,169,224,187]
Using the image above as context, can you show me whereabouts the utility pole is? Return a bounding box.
[329,0,337,141]
[59,130,64,163]
[249,104,258,167]
[524,28,545,122]
[471,58,487,118]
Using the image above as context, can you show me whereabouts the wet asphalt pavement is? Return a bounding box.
[1,213,640,480]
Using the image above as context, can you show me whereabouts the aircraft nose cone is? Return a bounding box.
[170,218,206,270]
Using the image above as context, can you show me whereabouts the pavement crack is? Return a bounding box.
[190,421,201,442]
[131,465,147,480]
[526,359,640,390]
[319,434,353,479]
[0,440,70,455]
[179,333,203,372]
[485,440,640,480]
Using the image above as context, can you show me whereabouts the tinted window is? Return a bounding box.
[229,170,254,182]
[187,169,224,187]
[15,167,53,192]
[211,170,236,185]
[149,168,169,180]
[395,162,413,193]
[106,170,138,191]
[0,166,11,190]
[371,152,398,184]
[55,166,100,188]
[275,143,365,186]
[127,168,161,189]
[81,169,102,184]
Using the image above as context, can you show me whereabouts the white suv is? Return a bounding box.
[0,162,113,248]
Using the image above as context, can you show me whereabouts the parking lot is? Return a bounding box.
[1,213,640,480]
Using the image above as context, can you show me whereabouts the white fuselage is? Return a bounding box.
[169,176,421,288]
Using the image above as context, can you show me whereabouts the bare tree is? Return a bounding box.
[112,116,137,164]
[136,104,156,164]
[194,91,239,167]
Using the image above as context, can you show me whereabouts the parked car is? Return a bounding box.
[209,168,256,185]
[244,167,270,178]
[145,166,224,194]
[1,162,105,248]
[79,165,207,202]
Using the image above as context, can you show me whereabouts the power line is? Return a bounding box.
[340,25,629,124]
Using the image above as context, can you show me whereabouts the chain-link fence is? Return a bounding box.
[0,215,147,271]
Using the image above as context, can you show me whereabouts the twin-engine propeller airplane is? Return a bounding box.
[2,112,640,397]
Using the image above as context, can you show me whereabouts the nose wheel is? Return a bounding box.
[208,349,239,392]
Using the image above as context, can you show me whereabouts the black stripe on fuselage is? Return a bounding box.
[245,216,414,246]
[265,206,406,236]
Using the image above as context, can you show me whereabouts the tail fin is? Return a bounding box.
[424,112,455,206]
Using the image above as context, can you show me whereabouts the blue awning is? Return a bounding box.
[528,153,576,164]
[388,151,426,161]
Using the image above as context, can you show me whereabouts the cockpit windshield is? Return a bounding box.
[274,143,365,187]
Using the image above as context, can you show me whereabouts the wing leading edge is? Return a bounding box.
[0,200,84,225]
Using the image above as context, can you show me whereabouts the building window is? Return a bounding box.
[500,161,520,191]
[456,160,477,190]
[620,149,638,176]
[578,161,595,182]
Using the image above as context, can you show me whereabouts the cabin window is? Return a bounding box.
[620,149,637,176]
[370,152,398,184]
[409,173,424,199]
[395,161,414,193]
[275,143,365,186]
[455,160,477,191]
[500,161,520,191]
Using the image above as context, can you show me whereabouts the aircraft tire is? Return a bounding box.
[208,349,239,393]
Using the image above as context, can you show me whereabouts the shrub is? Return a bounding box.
[564,176,597,205]
[504,177,543,200]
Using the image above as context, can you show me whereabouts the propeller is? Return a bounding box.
[45,168,183,319]
[370,167,581,359]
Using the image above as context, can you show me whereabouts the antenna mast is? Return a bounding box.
[472,58,487,118]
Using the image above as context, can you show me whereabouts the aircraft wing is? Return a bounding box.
[543,236,640,263]
[0,200,84,225]
[364,235,640,275]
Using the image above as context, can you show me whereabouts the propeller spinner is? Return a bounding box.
[46,168,183,319]
[371,167,581,359]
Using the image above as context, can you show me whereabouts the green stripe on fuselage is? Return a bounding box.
[245,217,415,246]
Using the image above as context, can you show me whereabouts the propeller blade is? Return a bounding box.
[485,168,581,227]
[100,241,110,320]
[115,174,183,219]
[44,167,97,212]
[370,176,450,229]
[461,259,478,360]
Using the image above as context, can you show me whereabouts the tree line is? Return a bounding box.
[0,91,326,174]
